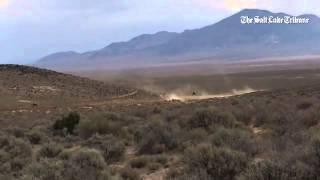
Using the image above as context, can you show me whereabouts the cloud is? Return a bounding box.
[224,0,256,11]
[0,0,128,22]
[1,0,320,64]
[194,0,318,15]
[194,0,256,13]
[0,0,9,9]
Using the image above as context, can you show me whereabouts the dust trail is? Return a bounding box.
[162,87,261,101]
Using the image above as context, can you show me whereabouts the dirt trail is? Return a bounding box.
[86,90,139,106]
[113,90,138,99]
[0,90,140,113]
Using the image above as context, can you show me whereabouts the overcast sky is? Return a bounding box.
[0,0,319,64]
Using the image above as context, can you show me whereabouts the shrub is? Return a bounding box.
[0,136,32,173]
[5,127,26,138]
[83,134,125,163]
[78,113,124,138]
[238,160,314,180]
[231,106,253,125]
[120,167,140,180]
[307,136,320,177]
[153,155,168,166]
[166,167,182,180]
[0,150,10,173]
[188,107,241,131]
[153,106,162,114]
[210,128,258,156]
[26,128,46,145]
[301,109,320,127]
[0,175,14,180]
[183,144,248,180]
[23,159,64,180]
[62,148,107,180]
[147,162,161,172]
[130,156,150,169]
[53,112,80,134]
[296,101,313,110]
[37,143,63,160]
[135,120,179,154]
[167,170,211,180]
[186,128,208,145]
[129,155,168,170]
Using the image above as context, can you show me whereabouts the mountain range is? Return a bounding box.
[35,9,320,71]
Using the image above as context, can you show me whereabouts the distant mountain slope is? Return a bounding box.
[96,31,179,57]
[155,9,320,55]
[36,9,320,71]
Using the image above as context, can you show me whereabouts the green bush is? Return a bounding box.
[183,144,248,180]
[53,112,80,134]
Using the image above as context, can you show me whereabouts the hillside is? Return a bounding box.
[0,65,153,111]
[36,9,320,71]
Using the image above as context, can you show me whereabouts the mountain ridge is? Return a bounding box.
[36,9,320,71]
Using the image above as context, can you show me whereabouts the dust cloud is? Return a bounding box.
[162,87,261,101]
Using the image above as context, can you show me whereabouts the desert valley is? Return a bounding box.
[2,7,320,180]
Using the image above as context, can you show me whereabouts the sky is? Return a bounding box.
[0,0,319,64]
